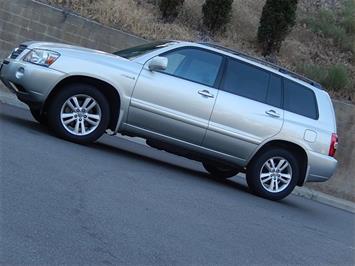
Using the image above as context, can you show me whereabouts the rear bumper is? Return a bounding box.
[305,151,338,183]
[0,59,64,108]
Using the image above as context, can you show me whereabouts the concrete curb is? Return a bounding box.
[1,85,354,213]
[293,187,355,214]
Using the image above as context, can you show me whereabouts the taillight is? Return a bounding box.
[328,133,338,157]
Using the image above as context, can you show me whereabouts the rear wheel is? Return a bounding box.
[30,107,47,125]
[202,161,240,179]
[246,148,299,200]
[47,83,110,144]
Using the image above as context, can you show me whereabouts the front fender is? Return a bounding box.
[47,56,143,131]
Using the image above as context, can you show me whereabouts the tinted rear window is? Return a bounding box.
[284,79,318,119]
[222,59,270,103]
[266,75,282,108]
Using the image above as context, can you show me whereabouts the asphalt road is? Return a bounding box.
[0,103,354,265]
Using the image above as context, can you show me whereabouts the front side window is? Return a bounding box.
[161,48,223,87]
[284,80,318,119]
[222,59,270,103]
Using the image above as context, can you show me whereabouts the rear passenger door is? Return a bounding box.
[203,58,284,164]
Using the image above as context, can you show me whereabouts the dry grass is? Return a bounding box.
[44,0,266,50]
[43,0,354,102]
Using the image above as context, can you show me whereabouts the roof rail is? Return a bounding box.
[200,42,323,89]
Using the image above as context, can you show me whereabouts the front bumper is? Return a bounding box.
[305,151,338,183]
[0,58,64,108]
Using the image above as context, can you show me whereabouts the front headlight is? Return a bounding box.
[23,49,60,67]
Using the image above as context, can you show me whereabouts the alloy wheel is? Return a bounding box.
[259,157,292,193]
[60,94,102,136]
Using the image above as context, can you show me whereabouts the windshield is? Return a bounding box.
[113,41,173,60]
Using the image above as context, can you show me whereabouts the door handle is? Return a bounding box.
[198,90,214,98]
[265,110,280,118]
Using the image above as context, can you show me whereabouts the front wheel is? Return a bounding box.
[246,148,300,200]
[47,83,110,144]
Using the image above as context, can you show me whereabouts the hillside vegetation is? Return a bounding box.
[44,0,354,102]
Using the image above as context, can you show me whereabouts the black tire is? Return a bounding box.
[47,83,110,144]
[246,148,300,201]
[202,161,240,179]
[30,108,47,125]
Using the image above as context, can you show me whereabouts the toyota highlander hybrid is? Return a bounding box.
[0,41,338,200]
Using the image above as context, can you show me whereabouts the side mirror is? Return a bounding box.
[148,56,168,71]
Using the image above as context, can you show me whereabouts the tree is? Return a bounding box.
[257,0,298,56]
[159,0,185,22]
[202,0,233,34]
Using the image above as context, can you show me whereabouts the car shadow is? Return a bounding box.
[92,139,250,193]
[85,142,324,214]
[0,108,314,211]
[0,110,250,193]
[0,112,51,134]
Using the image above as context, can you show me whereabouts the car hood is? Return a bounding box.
[23,41,129,63]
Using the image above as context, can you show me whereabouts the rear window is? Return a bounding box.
[222,59,270,103]
[266,75,282,108]
[284,79,318,119]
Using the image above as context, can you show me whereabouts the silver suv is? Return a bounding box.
[0,41,338,200]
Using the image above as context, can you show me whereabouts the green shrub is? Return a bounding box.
[340,0,355,34]
[297,64,328,84]
[325,65,349,91]
[307,10,346,48]
[257,0,298,56]
[306,1,354,52]
[159,0,184,22]
[297,64,350,91]
[202,0,234,34]
[307,9,335,34]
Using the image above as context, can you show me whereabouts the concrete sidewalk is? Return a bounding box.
[0,84,354,213]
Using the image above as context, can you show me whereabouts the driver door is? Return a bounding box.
[127,47,224,145]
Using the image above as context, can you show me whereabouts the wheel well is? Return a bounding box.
[43,75,121,131]
[249,140,308,186]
